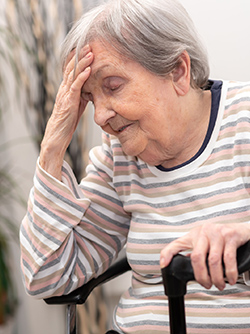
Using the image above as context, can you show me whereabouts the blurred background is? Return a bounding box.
[0,0,249,333]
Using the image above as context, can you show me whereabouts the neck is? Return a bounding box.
[161,87,212,169]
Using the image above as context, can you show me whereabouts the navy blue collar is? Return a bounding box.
[157,80,222,171]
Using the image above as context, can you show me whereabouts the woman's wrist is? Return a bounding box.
[40,144,65,181]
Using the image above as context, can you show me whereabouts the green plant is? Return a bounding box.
[0,160,22,324]
[0,143,26,324]
[0,233,17,325]
[0,21,24,328]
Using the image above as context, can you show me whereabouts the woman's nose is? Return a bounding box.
[94,101,116,127]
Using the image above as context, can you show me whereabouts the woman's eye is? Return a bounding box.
[104,77,124,92]
[109,85,120,91]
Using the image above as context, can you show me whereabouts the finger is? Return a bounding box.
[207,234,225,291]
[70,66,91,99]
[223,241,238,286]
[63,48,76,73]
[63,45,91,83]
[73,51,94,80]
[53,66,91,128]
[65,45,90,71]
[191,234,212,289]
[222,224,250,285]
[65,54,92,87]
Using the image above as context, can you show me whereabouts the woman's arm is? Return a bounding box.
[20,46,131,299]
[40,45,93,180]
[20,152,130,299]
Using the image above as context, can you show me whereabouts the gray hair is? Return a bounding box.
[61,0,210,88]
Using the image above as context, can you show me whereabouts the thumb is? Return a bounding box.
[160,236,193,268]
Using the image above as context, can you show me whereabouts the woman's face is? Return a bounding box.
[82,40,183,166]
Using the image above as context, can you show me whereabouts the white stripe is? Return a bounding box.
[186,316,250,325]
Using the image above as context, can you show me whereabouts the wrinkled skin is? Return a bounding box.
[160,222,250,291]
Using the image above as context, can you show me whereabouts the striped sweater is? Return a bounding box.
[21,80,250,333]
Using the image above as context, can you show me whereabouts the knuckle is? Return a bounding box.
[200,222,213,234]
[221,224,237,241]
[64,67,71,78]
[223,251,234,263]
[223,229,234,240]
[208,253,221,267]
[190,251,202,266]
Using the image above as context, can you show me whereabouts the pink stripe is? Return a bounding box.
[80,219,121,250]
[35,194,78,231]
[132,264,160,272]
[118,304,167,314]
[186,306,250,314]
[37,168,87,207]
[28,272,65,292]
[127,243,162,250]
[119,324,169,333]
[84,206,127,233]
[121,325,169,334]
[224,100,250,115]
[209,147,250,162]
[23,213,65,259]
[219,122,250,136]
[186,329,250,334]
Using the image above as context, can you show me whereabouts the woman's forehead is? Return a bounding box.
[88,40,131,75]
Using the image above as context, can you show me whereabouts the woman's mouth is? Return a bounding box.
[118,124,132,132]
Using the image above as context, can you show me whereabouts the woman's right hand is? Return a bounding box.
[160,222,250,291]
[40,45,94,179]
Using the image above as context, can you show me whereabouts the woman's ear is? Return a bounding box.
[171,50,191,96]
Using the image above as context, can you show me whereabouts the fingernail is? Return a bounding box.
[228,277,236,285]
[83,44,90,50]
[84,66,91,72]
[217,283,225,291]
[86,52,92,58]
[204,283,212,290]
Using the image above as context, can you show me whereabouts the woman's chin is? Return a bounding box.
[120,137,148,158]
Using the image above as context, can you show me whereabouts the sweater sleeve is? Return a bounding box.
[20,144,130,299]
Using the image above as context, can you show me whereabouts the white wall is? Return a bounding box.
[179,0,250,81]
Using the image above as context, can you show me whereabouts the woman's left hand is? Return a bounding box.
[160,222,250,291]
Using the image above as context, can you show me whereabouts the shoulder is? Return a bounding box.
[221,80,250,117]
[226,80,250,101]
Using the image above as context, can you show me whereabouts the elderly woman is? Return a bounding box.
[20,0,250,333]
